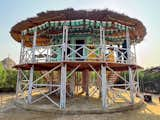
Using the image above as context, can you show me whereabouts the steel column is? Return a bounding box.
[70,73,75,96]
[28,65,34,103]
[28,28,37,104]
[19,38,24,64]
[126,29,131,64]
[16,37,24,99]
[62,26,68,61]
[129,66,134,104]
[60,63,67,109]
[100,26,105,60]
[16,68,21,100]
[101,64,107,109]
[137,70,140,94]
[65,26,68,60]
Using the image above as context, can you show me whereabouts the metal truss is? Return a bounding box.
[16,24,140,110]
[106,65,140,105]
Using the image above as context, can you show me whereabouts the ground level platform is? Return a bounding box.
[14,61,142,71]
[15,94,143,114]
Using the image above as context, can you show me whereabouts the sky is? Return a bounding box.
[0,0,160,69]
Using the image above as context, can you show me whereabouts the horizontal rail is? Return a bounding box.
[20,44,136,64]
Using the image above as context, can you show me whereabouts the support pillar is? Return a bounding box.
[28,28,37,104]
[60,64,67,109]
[49,73,53,92]
[62,26,68,61]
[98,71,102,98]
[19,38,24,64]
[100,26,105,60]
[16,37,24,99]
[137,70,140,94]
[70,73,75,96]
[101,64,107,109]
[28,65,34,103]
[129,66,134,104]
[16,69,22,100]
[126,29,131,64]
[82,69,89,96]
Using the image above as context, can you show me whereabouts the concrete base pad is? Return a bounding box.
[15,96,144,114]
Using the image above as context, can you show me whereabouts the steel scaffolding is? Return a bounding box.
[15,25,140,109]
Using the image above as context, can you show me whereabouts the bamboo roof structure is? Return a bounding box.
[10,8,146,47]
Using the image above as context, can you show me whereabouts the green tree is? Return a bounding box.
[0,62,7,88]
[5,70,17,91]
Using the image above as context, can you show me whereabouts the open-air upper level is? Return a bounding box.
[10,9,146,66]
[18,25,136,65]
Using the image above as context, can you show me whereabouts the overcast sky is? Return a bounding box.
[0,0,160,68]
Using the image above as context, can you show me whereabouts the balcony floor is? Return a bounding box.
[14,61,143,71]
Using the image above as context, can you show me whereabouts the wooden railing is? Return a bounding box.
[20,44,136,64]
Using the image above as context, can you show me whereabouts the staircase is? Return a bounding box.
[108,72,121,84]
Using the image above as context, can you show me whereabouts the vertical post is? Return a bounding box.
[28,28,37,104]
[19,38,24,64]
[100,26,106,61]
[100,26,103,46]
[70,73,75,96]
[102,26,106,61]
[82,69,89,96]
[65,26,68,60]
[16,36,24,100]
[100,26,103,60]
[49,73,52,92]
[62,26,65,61]
[98,71,102,98]
[60,63,67,109]
[133,39,136,64]
[129,66,134,104]
[62,26,68,61]
[126,29,131,64]
[137,70,140,94]
[28,65,34,104]
[46,46,49,62]
[16,69,21,100]
[31,28,37,63]
[101,64,107,109]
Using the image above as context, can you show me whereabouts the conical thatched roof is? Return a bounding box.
[10,8,146,47]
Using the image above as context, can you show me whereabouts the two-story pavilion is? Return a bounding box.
[10,8,146,109]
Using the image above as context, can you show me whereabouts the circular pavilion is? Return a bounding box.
[11,8,146,110]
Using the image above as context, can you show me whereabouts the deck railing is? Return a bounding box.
[20,44,136,64]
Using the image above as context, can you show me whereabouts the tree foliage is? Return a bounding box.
[0,62,7,88]
[117,70,160,94]
[141,71,160,94]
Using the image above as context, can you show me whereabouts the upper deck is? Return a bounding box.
[17,43,138,69]
[11,9,146,70]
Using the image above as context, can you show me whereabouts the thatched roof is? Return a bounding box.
[10,8,146,47]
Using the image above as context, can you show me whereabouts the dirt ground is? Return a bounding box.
[0,92,160,120]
